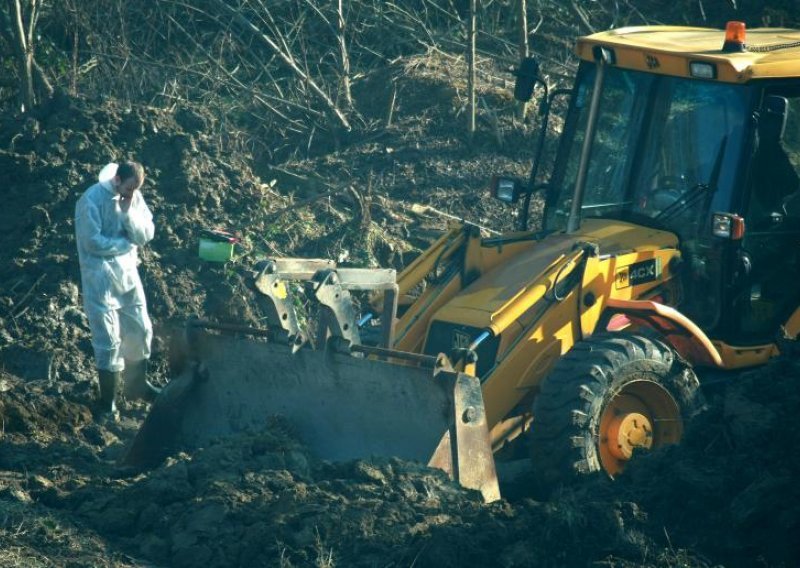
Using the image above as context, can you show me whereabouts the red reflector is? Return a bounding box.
[730,215,745,240]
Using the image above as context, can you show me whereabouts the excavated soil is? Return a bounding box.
[1,55,798,567]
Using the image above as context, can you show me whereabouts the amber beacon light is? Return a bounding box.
[722,21,747,52]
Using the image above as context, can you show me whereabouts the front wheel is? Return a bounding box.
[530,333,701,491]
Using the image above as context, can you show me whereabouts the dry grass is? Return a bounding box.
[0,500,141,567]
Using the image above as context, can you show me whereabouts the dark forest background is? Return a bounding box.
[2,0,797,159]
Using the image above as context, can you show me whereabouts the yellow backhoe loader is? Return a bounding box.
[125,22,800,503]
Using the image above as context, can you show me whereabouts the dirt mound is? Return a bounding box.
[611,352,800,567]
[2,376,710,568]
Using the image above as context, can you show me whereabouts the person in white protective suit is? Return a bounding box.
[75,161,161,420]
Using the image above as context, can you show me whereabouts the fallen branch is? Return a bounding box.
[11,273,45,319]
[408,203,500,235]
[264,188,347,222]
[570,1,596,34]
[345,185,370,229]
[166,14,302,127]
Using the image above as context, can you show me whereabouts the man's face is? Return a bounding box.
[117,177,142,199]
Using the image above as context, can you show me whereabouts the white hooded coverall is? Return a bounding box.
[75,169,155,372]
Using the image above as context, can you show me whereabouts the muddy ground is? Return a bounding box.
[0,53,798,567]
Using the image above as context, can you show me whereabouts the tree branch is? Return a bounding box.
[210,0,351,132]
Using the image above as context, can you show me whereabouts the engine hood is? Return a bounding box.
[431,219,679,329]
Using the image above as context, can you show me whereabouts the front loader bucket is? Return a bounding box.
[123,325,500,502]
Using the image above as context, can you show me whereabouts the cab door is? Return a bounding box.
[735,92,800,342]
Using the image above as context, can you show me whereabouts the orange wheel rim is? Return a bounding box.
[598,380,682,477]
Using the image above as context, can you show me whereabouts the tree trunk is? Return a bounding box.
[467,0,477,139]
[1,0,50,112]
[517,0,529,121]
[32,58,54,100]
[337,0,353,111]
[9,0,34,111]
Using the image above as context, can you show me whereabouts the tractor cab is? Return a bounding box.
[507,22,800,351]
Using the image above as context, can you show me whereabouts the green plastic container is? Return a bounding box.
[198,237,235,262]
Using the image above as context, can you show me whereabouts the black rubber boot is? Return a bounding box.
[123,359,161,402]
[96,369,121,422]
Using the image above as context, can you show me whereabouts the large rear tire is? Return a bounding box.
[530,333,701,492]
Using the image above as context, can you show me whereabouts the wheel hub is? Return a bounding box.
[605,411,653,460]
[598,382,683,476]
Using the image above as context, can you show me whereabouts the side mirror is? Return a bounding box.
[490,176,527,204]
[513,57,540,102]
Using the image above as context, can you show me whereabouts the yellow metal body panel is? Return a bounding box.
[576,26,800,82]
[392,226,466,354]
[711,341,777,369]
[402,219,681,430]
[482,249,681,428]
[394,217,792,441]
[394,272,463,354]
[707,306,800,369]
[432,219,678,332]
[396,226,464,299]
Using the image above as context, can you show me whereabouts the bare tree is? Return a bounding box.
[517,0,529,121]
[467,0,476,139]
[0,0,52,112]
[337,0,353,110]
[211,0,352,132]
